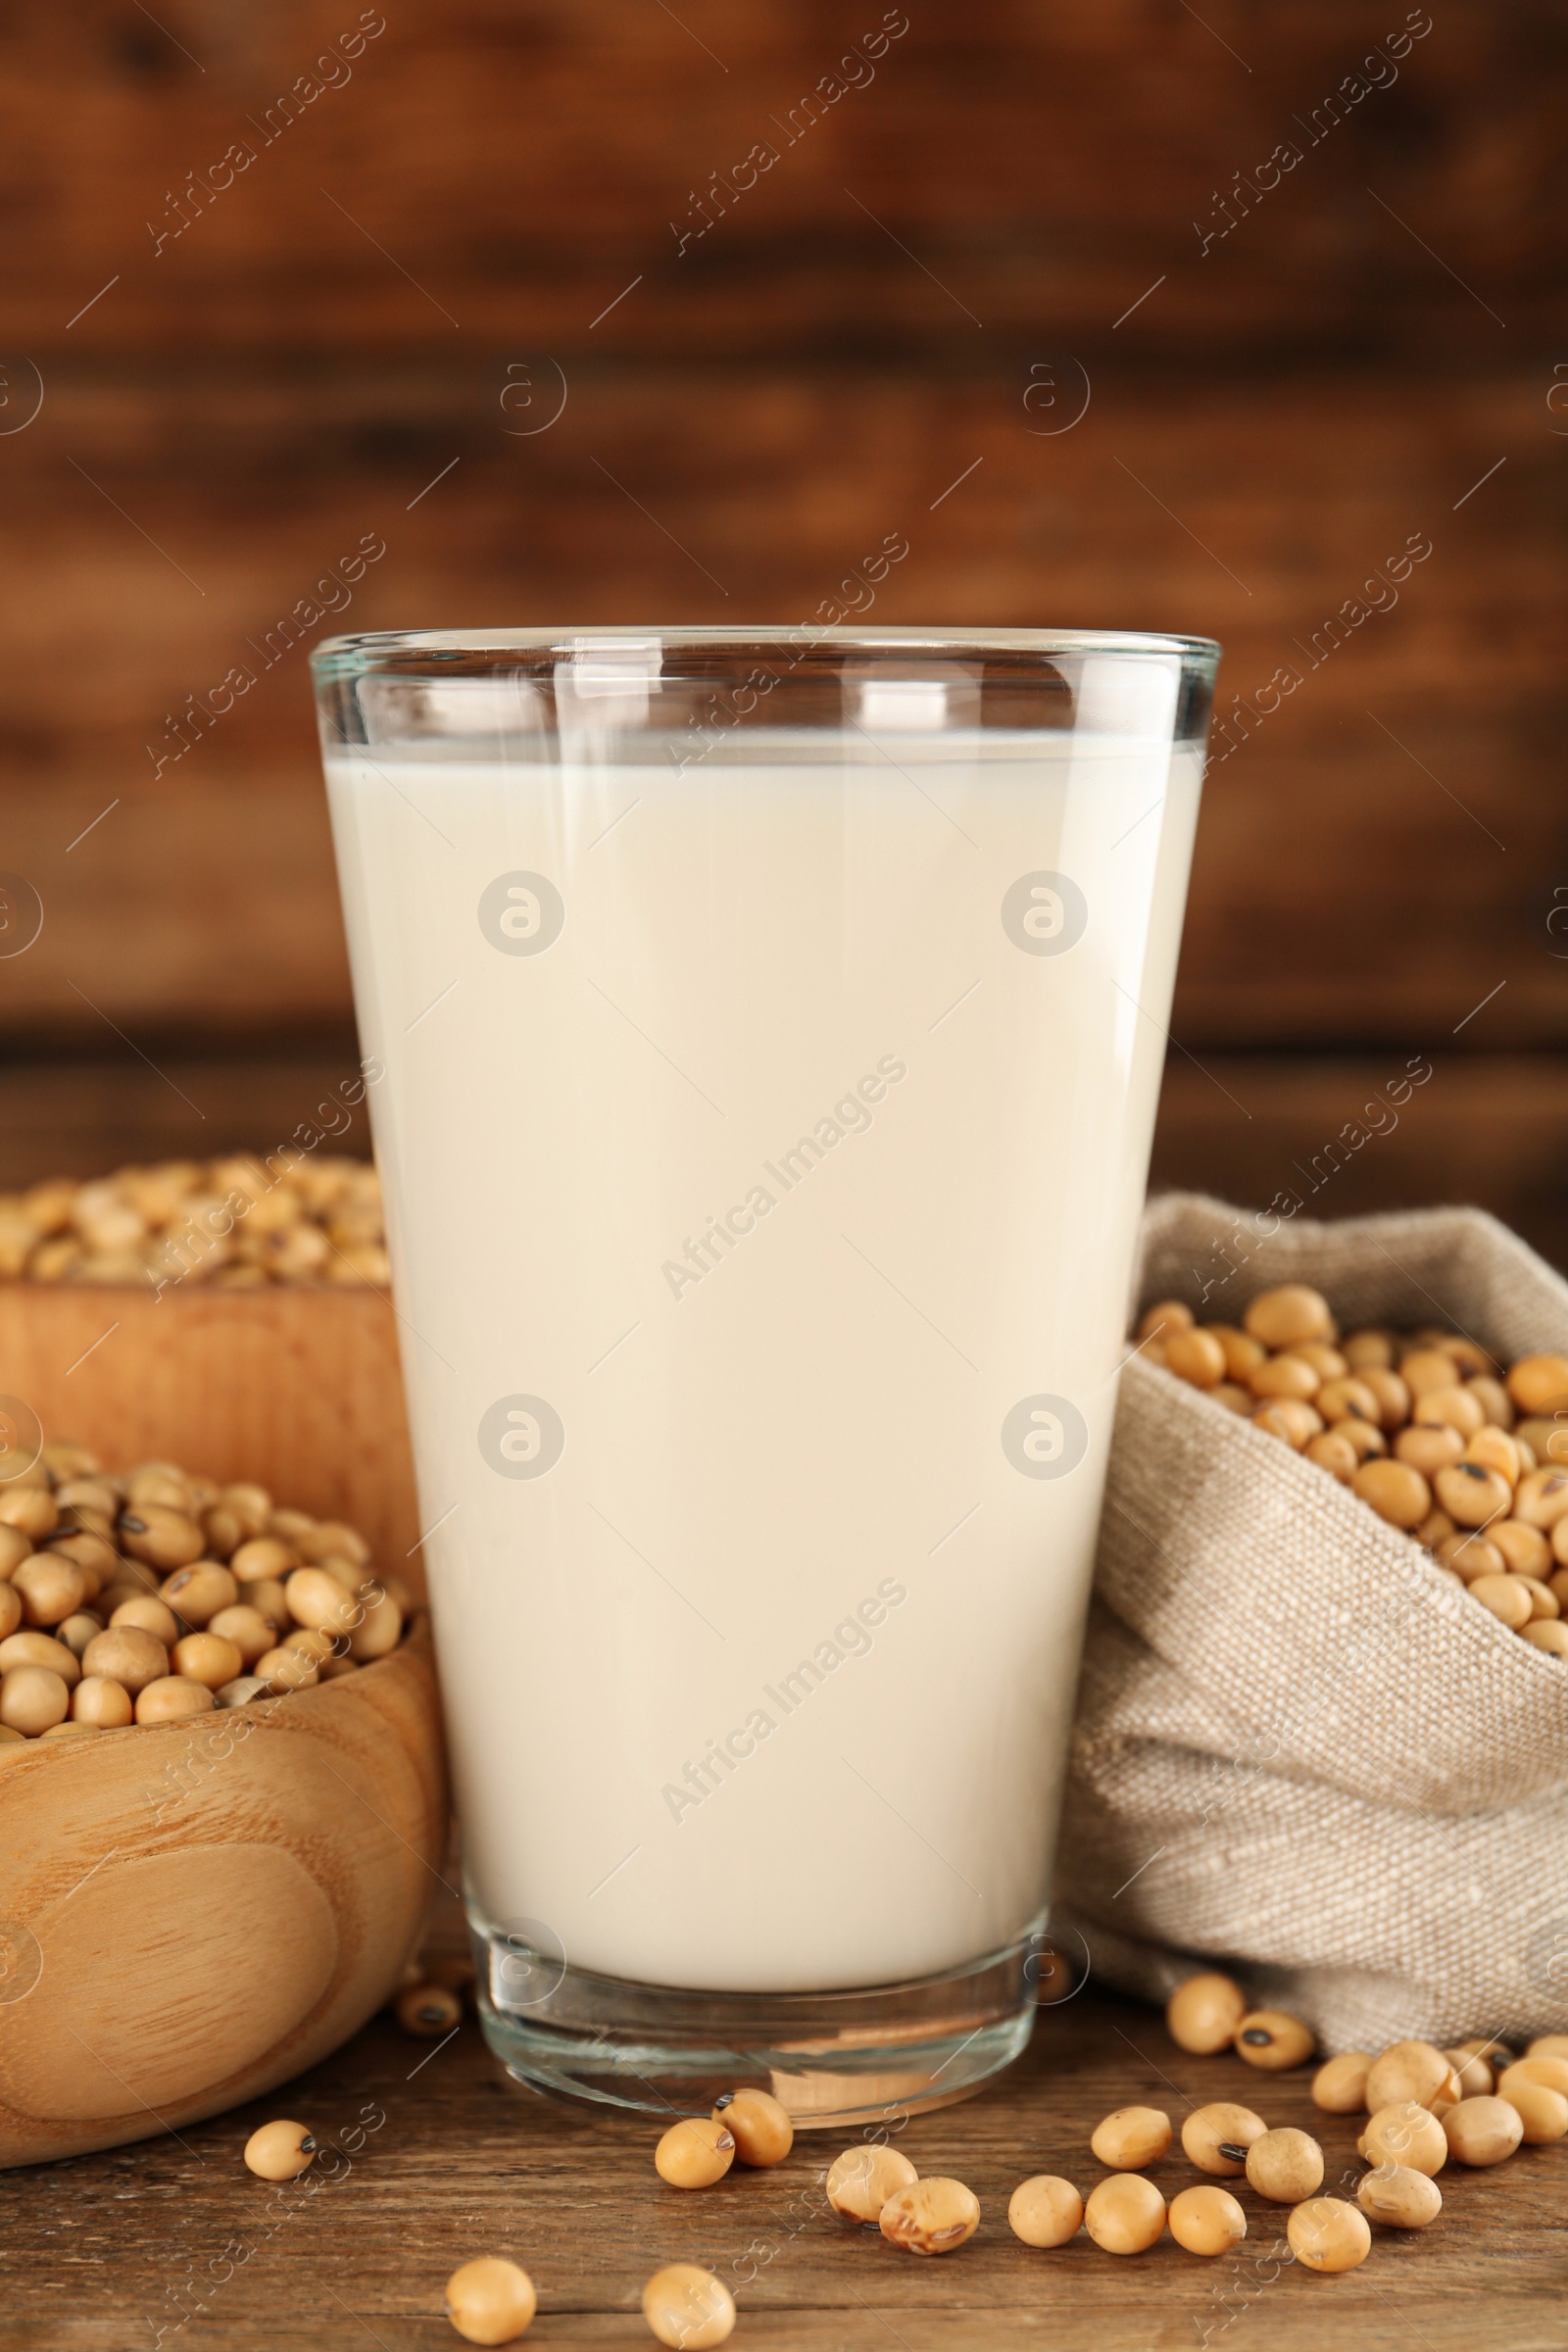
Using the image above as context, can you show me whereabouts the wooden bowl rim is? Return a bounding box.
[0,1610,434,1779]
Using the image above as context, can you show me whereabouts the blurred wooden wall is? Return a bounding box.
[3,3,1567,1253]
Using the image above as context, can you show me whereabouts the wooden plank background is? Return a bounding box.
[2,2,1565,1254]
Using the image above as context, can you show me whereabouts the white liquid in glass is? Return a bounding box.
[326,729,1201,1991]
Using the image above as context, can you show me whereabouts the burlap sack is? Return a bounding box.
[1054,1192,1568,2054]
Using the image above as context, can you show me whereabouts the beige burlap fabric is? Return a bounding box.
[1054,1192,1568,2054]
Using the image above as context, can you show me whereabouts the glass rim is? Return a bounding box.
[312,624,1222,682]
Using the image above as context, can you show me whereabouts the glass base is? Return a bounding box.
[470,1909,1044,2128]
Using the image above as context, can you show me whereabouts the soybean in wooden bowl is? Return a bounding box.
[0,1442,446,2170]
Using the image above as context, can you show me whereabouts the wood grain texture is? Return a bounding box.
[1,361,1559,1049]
[8,3,1563,351]
[0,13,1562,1207]
[0,1281,419,1580]
[0,1052,364,1179]
[0,1981,1562,2346]
[1149,1052,1568,1271]
[0,1619,446,2170]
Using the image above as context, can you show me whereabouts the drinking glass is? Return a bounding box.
[312,627,1218,2123]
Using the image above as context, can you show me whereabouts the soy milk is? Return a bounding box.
[325,726,1201,1990]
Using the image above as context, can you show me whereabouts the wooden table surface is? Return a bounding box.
[4,1975,1563,2352]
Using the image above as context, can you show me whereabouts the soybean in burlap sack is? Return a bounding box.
[1053,1192,1568,2054]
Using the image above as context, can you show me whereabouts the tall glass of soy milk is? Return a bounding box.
[314,628,1218,2123]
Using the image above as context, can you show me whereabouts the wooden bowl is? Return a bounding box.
[0,1620,446,2169]
[0,1282,420,1590]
